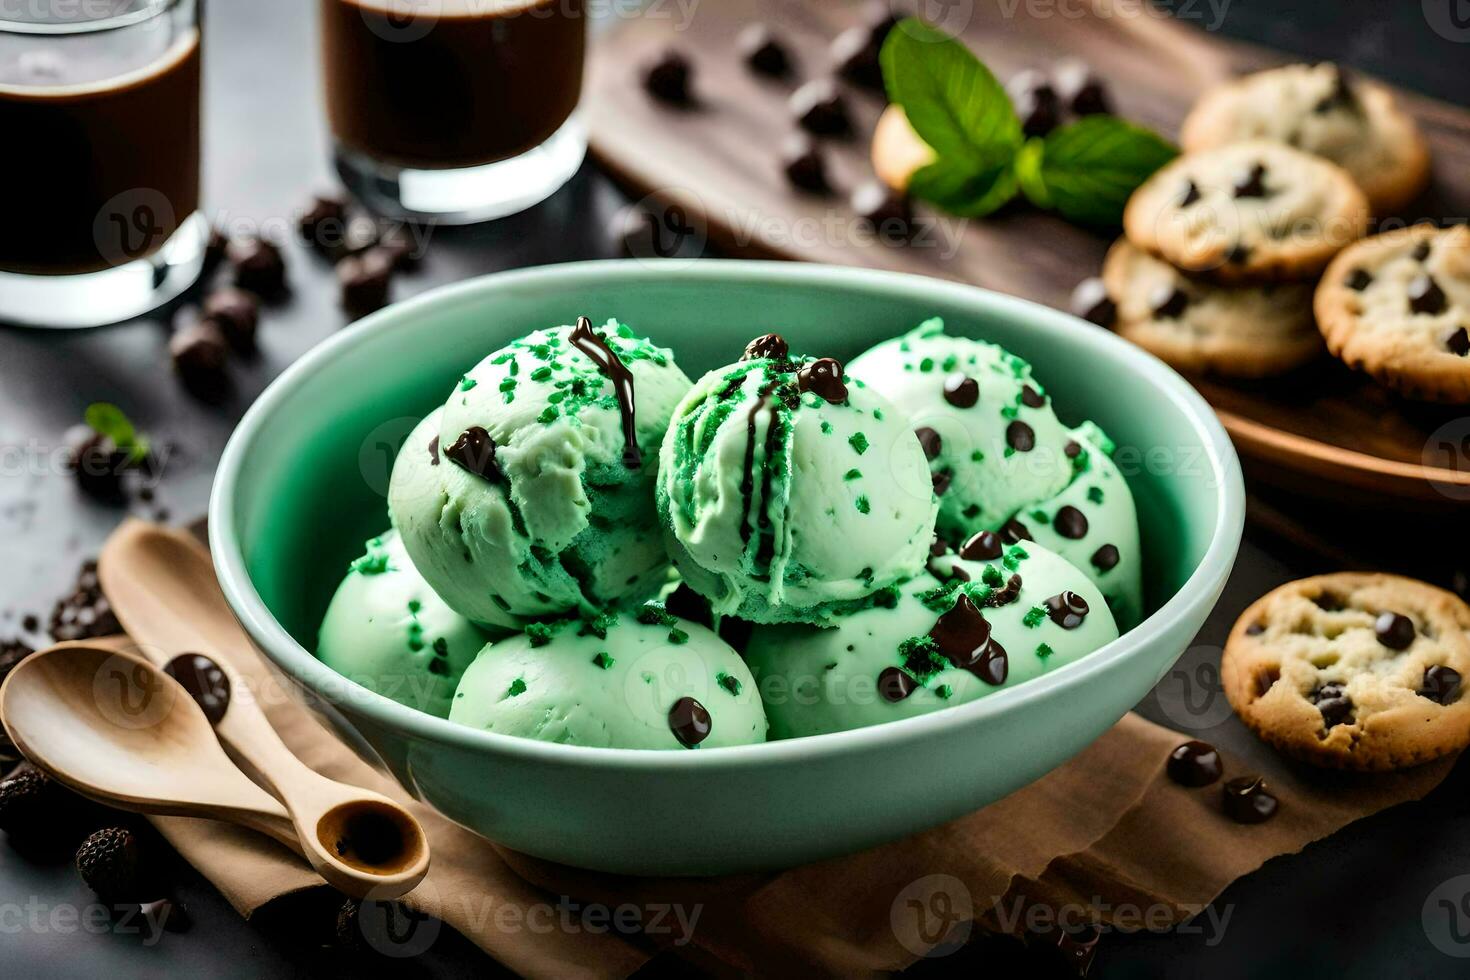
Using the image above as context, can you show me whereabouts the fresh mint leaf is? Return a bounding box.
[84,402,149,463]
[1024,115,1178,227]
[909,157,1018,218]
[880,18,1021,174]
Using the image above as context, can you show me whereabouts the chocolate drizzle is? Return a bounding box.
[797,357,848,403]
[742,333,789,362]
[1044,591,1090,629]
[877,666,917,702]
[447,426,500,481]
[164,653,231,726]
[427,435,440,466]
[929,594,1008,685]
[569,315,642,469]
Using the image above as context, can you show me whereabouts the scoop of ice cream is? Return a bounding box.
[317,530,490,718]
[656,334,938,625]
[847,317,1080,539]
[448,604,768,749]
[1002,422,1144,628]
[390,319,692,625]
[745,540,1118,738]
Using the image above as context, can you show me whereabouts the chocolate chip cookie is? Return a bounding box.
[1315,223,1470,403]
[1222,573,1470,771]
[1181,63,1431,216]
[1101,239,1321,378]
[1123,141,1370,284]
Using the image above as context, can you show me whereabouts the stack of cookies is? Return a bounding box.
[1094,63,1462,396]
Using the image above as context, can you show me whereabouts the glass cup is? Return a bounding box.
[320,0,587,225]
[0,0,206,329]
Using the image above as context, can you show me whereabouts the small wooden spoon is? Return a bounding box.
[97,520,429,899]
[0,644,300,850]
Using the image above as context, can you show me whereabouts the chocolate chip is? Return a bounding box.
[1412,240,1433,262]
[446,427,500,481]
[1408,274,1448,316]
[1069,277,1116,328]
[1052,58,1111,115]
[298,193,347,249]
[959,530,1004,561]
[742,333,789,362]
[1245,621,1265,635]
[1222,776,1278,824]
[931,470,952,496]
[643,49,693,105]
[1418,665,1462,705]
[227,237,285,295]
[1064,440,1083,459]
[1045,591,1090,629]
[375,224,423,271]
[428,436,439,466]
[1444,327,1470,357]
[1006,420,1035,452]
[1179,181,1201,207]
[164,653,231,726]
[48,560,122,642]
[781,135,830,194]
[1374,611,1414,650]
[1150,285,1189,319]
[1007,69,1061,137]
[65,426,130,503]
[877,666,916,702]
[738,23,789,77]
[1233,163,1270,199]
[1000,518,1032,543]
[1226,242,1253,265]
[668,697,711,747]
[929,535,952,558]
[1090,544,1120,572]
[1167,740,1222,787]
[915,427,942,460]
[797,358,848,403]
[1312,64,1357,113]
[202,287,259,354]
[338,248,394,319]
[851,182,911,237]
[1054,505,1089,539]
[170,317,230,401]
[943,374,979,408]
[1020,385,1046,409]
[204,224,228,272]
[1310,683,1353,728]
[790,79,851,137]
[982,574,1024,608]
[663,584,713,629]
[929,595,1008,685]
[1345,268,1373,291]
[831,26,882,91]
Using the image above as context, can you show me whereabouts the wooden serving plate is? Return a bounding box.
[585,0,1470,508]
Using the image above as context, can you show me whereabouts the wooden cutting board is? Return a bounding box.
[584,0,1470,508]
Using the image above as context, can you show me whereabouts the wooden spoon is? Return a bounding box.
[97,520,430,899]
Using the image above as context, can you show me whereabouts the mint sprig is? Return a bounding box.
[881,19,1176,226]
[85,402,150,465]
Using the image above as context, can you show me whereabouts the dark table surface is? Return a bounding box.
[2,1,1468,978]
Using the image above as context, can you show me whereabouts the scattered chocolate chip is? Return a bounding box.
[797,358,848,403]
[929,535,953,558]
[446,427,500,481]
[668,696,711,747]
[790,79,851,137]
[739,23,790,77]
[1179,180,1201,207]
[831,26,882,90]
[170,317,231,401]
[298,193,348,250]
[1309,683,1353,728]
[20,615,38,634]
[227,237,285,295]
[1232,162,1270,199]
[202,287,259,354]
[1006,420,1036,452]
[643,48,693,105]
[851,181,911,238]
[66,426,130,502]
[1053,505,1089,539]
[49,561,122,642]
[1052,58,1111,115]
[943,374,980,408]
[1418,665,1462,705]
[1408,274,1448,316]
[743,333,789,362]
[877,666,917,702]
[1000,518,1033,543]
[1345,268,1373,291]
[1007,69,1061,137]
[914,427,942,460]
[1412,240,1433,262]
[1069,277,1116,328]
[1444,327,1470,357]
[664,583,713,629]
[960,530,1004,562]
[1045,591,1090,629]
[931,469,952,496]
[1150,285,1190,319]
[1222,776,1278,824]
[203,225,228,272]
[1020,385,1046,409]
[1167,740,1223,787]
[0,640,36,764]
[375,224,423,271]
[1090,544,1120,572]
[75,826,146,901]
[781,134,830,194]
[1374,611,1415,650]
[338,247,394,319]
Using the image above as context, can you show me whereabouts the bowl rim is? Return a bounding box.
[211,259,1244,772]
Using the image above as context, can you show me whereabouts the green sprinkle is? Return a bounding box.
[981,564,1004,587]
[1003,546,1028,570]
[849,432,869,455]
[936,684,954,700]
[578,612,618,640]
[432,637,449,657]
[917,578,962,612]
[349,538,392,575]
[537,406,558,424]
[855,495,871,514]
[843,468,862,481]
[716,671,742,696]
[898,636,944,678]
[593,651,615,670]
[668,628,689,645]
[1023,605,1046,628]
[525,623,555,647]
[499,378,517,392]
[428,658,450,677]
[1088,486,1104,504]
[1004,447,1016,458]
[458,376,477,392]
[1036,643,1054,659]
[820,420,834,435]
[506,678,527,697]
[636,603,678,628]
[407,636,424,652]
[873,408,884,421]
[530,366,553,382]
[970,450,985,462]
[919,357,935,372]
[508,358,520,376]
[1029,509,1050,524]
[407,599,422,614]
[1000,405,1018,420]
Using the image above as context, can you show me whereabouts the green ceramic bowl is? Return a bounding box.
[212,260,1243,875]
